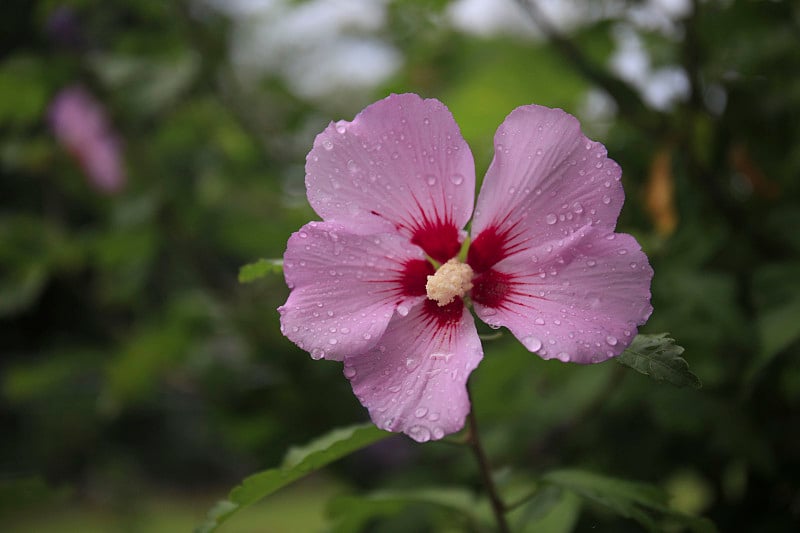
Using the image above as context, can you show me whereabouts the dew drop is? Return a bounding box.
[363,332,372,340]
[586,259,597,267]
[432,427,445,440]
[414,407,428,418]
[602,195,611,205]
[322,139,333,150]
[545,213,558,225]
[397,305,409,317]
[522,336,543,351]
[409,425,431,442]
[450,173,464,185]
[343,366,357,378]
[328,338,338,345]
[426,174,437,186]
[534,317,545,325]
[606,335,618,346]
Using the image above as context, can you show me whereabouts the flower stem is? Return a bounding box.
[466,383,510,533]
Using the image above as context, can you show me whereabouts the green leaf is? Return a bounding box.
[238,258,283,283]
[511,487,582,533]
[616,333,701,389]
[328,487,492,533]
[543,469,715,533]
[0,56,48,128]
[195,424,389,533]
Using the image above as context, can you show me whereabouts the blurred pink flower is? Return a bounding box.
[279,94,652,442]
[49,86,126,194]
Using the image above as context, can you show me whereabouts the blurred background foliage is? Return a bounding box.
[1,0,799,531]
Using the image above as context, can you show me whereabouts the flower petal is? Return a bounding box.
[306,93,475,262]
[279,221,431,361]
[469,105,624,272]
[472,227,653,363]
[344,299,483,442]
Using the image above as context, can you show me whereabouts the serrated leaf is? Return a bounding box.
[543,469,716,533]
[616,333,701,389]
[195,423,389,533]
[328,487,492,533]
[238,258,283,283]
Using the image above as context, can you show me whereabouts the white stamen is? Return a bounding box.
[425,258,474,306]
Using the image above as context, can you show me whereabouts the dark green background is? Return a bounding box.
[1,0,799,530]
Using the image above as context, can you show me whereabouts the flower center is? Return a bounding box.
[425,258,474,306]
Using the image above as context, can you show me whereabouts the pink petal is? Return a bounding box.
[472,227,653,364]
[344,299,483,442]
[469,105,624,273]
[306,93,475,263]
[279,221,432,361]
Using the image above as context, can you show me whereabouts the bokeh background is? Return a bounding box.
[2,0,799,531]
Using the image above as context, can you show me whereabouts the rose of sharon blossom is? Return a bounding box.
[49,86,126,194]
[279,94,652,442]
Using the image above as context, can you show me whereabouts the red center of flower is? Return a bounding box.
[410,219,461,264]
[467,224,522,308]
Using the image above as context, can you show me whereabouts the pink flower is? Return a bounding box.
[279,94,652,442]
[49,86,126,194]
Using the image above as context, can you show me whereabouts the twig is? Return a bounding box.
[466,382,510,533]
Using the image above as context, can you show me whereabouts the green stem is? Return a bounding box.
[466,383,510,533]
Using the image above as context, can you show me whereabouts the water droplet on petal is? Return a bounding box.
[397,305,409,317]
[522,336,543,351]
[450,173,464,185]
[322,139,334,150]
[414,407,428,418]
[534,318,545,325]
[557,352,571,362]
[409,425,431,442]
[602,195,611,205]
[606,335,618,346]
[343,366,357,378]
[545,213,558,225]
[432,427,445,439]
[586,259,597,267]
[426,174,437,186]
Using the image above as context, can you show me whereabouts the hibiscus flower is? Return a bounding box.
[49,85,126,194]
[279,93,652,442]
